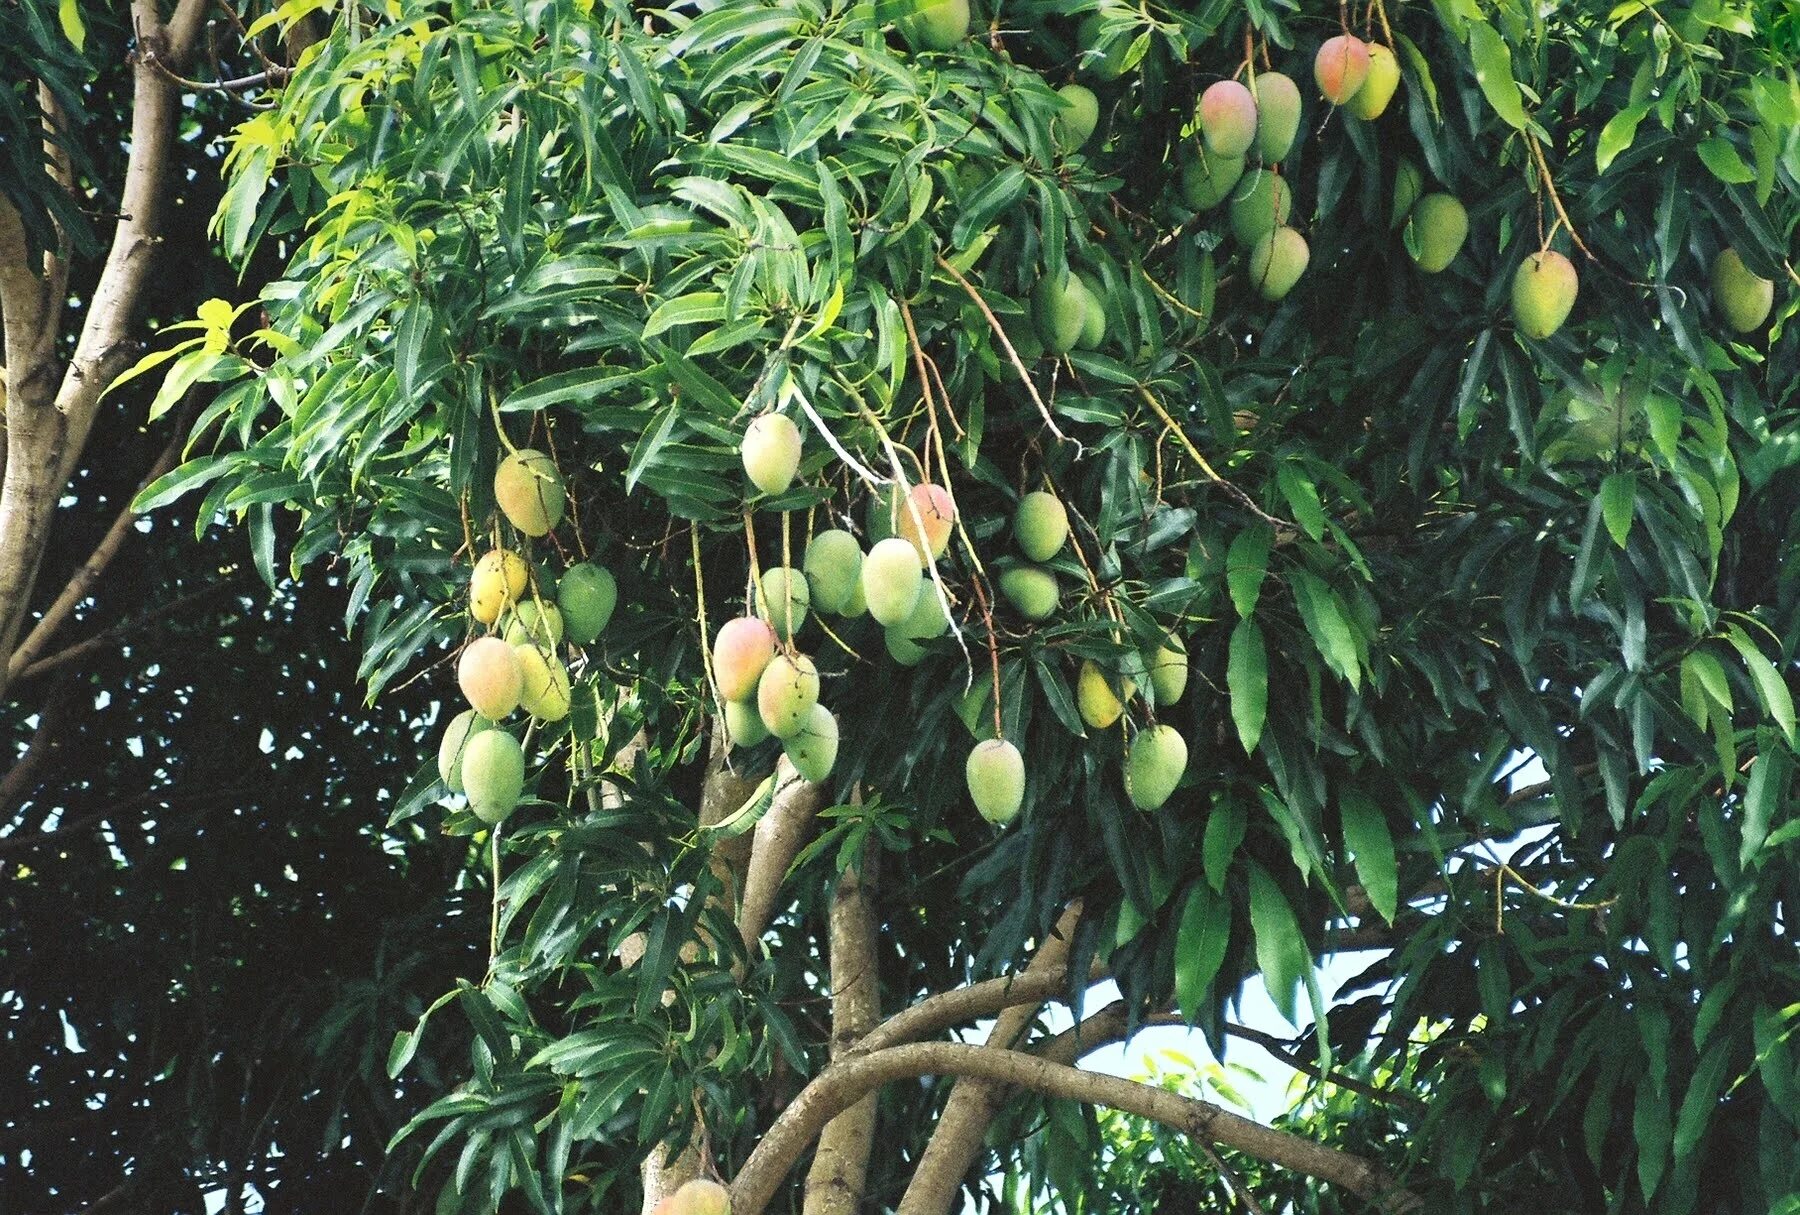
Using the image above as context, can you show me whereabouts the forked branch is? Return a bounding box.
[729,1043,1421,1215]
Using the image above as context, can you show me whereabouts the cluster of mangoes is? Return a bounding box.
[883,0,1786,345]
[735,401,1201,826]
[437,450,618,824]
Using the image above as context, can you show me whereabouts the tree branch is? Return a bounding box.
[895,902,1083,1215]
[0,673,79,819]
[730,1043,1421,1215]
[52,1,200,489]
[735,756,824,955]
[803,843,879,1215]
[7,578,241,687]
[8,416,185,680]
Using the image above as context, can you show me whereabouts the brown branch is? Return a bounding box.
[9,417,186,680]
[730,1043,1422,1215]
[8,578,241,687]
[895,903,1083,1215]
[852,964,1079,1059]
[0,673,80,819]
[52,0,206,490]
[140,56,290,95]
[0,784,247,857]
[802,842,879,1215]
[736,756,824,955]
[932,255,1071,445]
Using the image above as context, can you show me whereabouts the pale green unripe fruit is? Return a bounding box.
[724,697,771,747]
[1712,247,1774,333]
[503,600,563,648]
[839,569,869,618]
[885,583,951,666]
[1248,227,1310,301]
[514,643,572,721]
[757,566,811,642]
[459,636,522,719]
[1405,194,1468,273]
[557,563,616,643]
[999,565,1059,622]
[462,729,525,824]
[1054,84,1100,153]
[862,537,924,626]
[1077,14,1131,81]
[1074,273,1107,349]
[1229,170,1292,246]
[1200,80,1258,159]
[1126,724,1188,810]
[1181,148,1246,210]
[741,413,803,495]
[966,738,1026,824]
[1034,272,1087,355]
[1144,638,1189,707]
[1389,158,1424,228]
[437,709,494,793]
[714,616,777,701]
[494,449,565,537]
[1013,492,1069,562]
[804,529,864,615]
[783,703,840,783]
[897,0,969,51]
[1347,42,1400,119]
[757,652,820,739]
[1314,34,1371,104]
[1512,250,1579,340]
[1252,72,1302,162]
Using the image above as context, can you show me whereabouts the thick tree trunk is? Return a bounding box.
[803,844,879,1215]
[0,0,209,704]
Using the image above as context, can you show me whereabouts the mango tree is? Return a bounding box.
[146,0,1800,1212]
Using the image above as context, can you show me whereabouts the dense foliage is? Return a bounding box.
[142,0,1799,1212]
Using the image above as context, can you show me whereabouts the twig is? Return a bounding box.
[8,579,243,685]
[1526,137,1596,263]
[933,256,1073,445]
[9,414,188,679]
[1195,1138,1271,1215]
[1132,385,1293,531]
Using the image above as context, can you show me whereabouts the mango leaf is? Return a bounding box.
[1723,625,1795,746]
[1697,137,1756,185]
[1340,790,1397,923]
[1226,525,1272,617]
[1228,618,1268,753]
[1289,570,1362,691]
[57,0,85,49]
[1468,22,1527,130]
[1600,471,1636,548]
[1597,104,1649,174]
[1174,882,1230,1022]
[1672,1038,1731,1157]
[1248,863,1307,1024]
[1738,740,1787,868]
[1274,463,1326,541]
